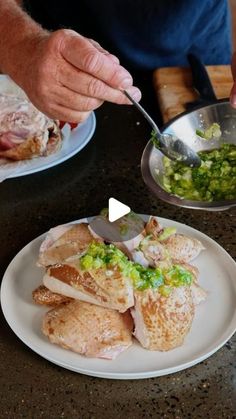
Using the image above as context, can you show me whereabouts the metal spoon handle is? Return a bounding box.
[124,89,201,167]
[123,90,161,136]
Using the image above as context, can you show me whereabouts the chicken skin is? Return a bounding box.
[142,217,204,264]
[42,300,133,359]
[32,285,73,306]
[38,223,101,267]
[0,94,62,160]
[145,216,163,238]
[162,234,205,263]
[131,287,194,351]
[176,262,207,305]
[43,258,134,313]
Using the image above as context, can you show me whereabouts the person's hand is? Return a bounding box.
[230,51,236,107]
[13,29,141,122]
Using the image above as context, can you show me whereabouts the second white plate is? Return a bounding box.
[4,113,96,178]
[0,75,96,178]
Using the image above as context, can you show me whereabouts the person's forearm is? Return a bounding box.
[0,0,47,77]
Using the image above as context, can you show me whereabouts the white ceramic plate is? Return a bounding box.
[1,216,236,380]
[0,75,96,178]
[4,114,96,178]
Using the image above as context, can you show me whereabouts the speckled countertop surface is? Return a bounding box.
[0,96,236,418]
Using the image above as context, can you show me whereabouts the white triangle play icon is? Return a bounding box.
[108,198,131,222]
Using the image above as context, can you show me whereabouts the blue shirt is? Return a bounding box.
[24,0,232,71]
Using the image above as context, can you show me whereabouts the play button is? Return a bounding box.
[108,198,130,222]
[89,199,145,243]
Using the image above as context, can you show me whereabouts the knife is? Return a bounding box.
[185,53,217,110]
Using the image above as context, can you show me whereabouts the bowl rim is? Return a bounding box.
[162,98,229,130]
[141,100,236,211]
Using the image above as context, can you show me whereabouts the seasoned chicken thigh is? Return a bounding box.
[144,217,204,263]
[131,287,194,351]
[0,94,62,160]
[38,223,101,267]
[162,234,205,263]
[42,300,133,359]
[43,259,134,313]
[43,241,135,312]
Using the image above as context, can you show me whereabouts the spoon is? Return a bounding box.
[124,90,201,167]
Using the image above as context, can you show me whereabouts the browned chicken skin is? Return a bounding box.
[133,216,205,269]
[42,300,134,359]
[43,260,134,313]
[176,262,207,305]
[32,285,73,306]
[38,223,101,267]
[131,287,195,351]
[145,217,163,238]
[162,234,205,263]
[0,95,62,161]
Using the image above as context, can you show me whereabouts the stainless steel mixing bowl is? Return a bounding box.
[141,100,236,211]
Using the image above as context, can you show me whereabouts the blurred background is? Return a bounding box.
[231,0,236,46]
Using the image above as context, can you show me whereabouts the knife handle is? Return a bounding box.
[187,53,217,103]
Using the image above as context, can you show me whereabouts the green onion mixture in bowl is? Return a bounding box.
[162,143,236,202]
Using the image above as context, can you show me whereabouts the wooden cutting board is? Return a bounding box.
[153,65,233,123]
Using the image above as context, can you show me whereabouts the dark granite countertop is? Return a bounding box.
[0,97,236,418]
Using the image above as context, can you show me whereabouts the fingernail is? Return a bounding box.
[132,89,142,102]
[126,87,142,102]
[110,54,120,64]
[120,77,133,88]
